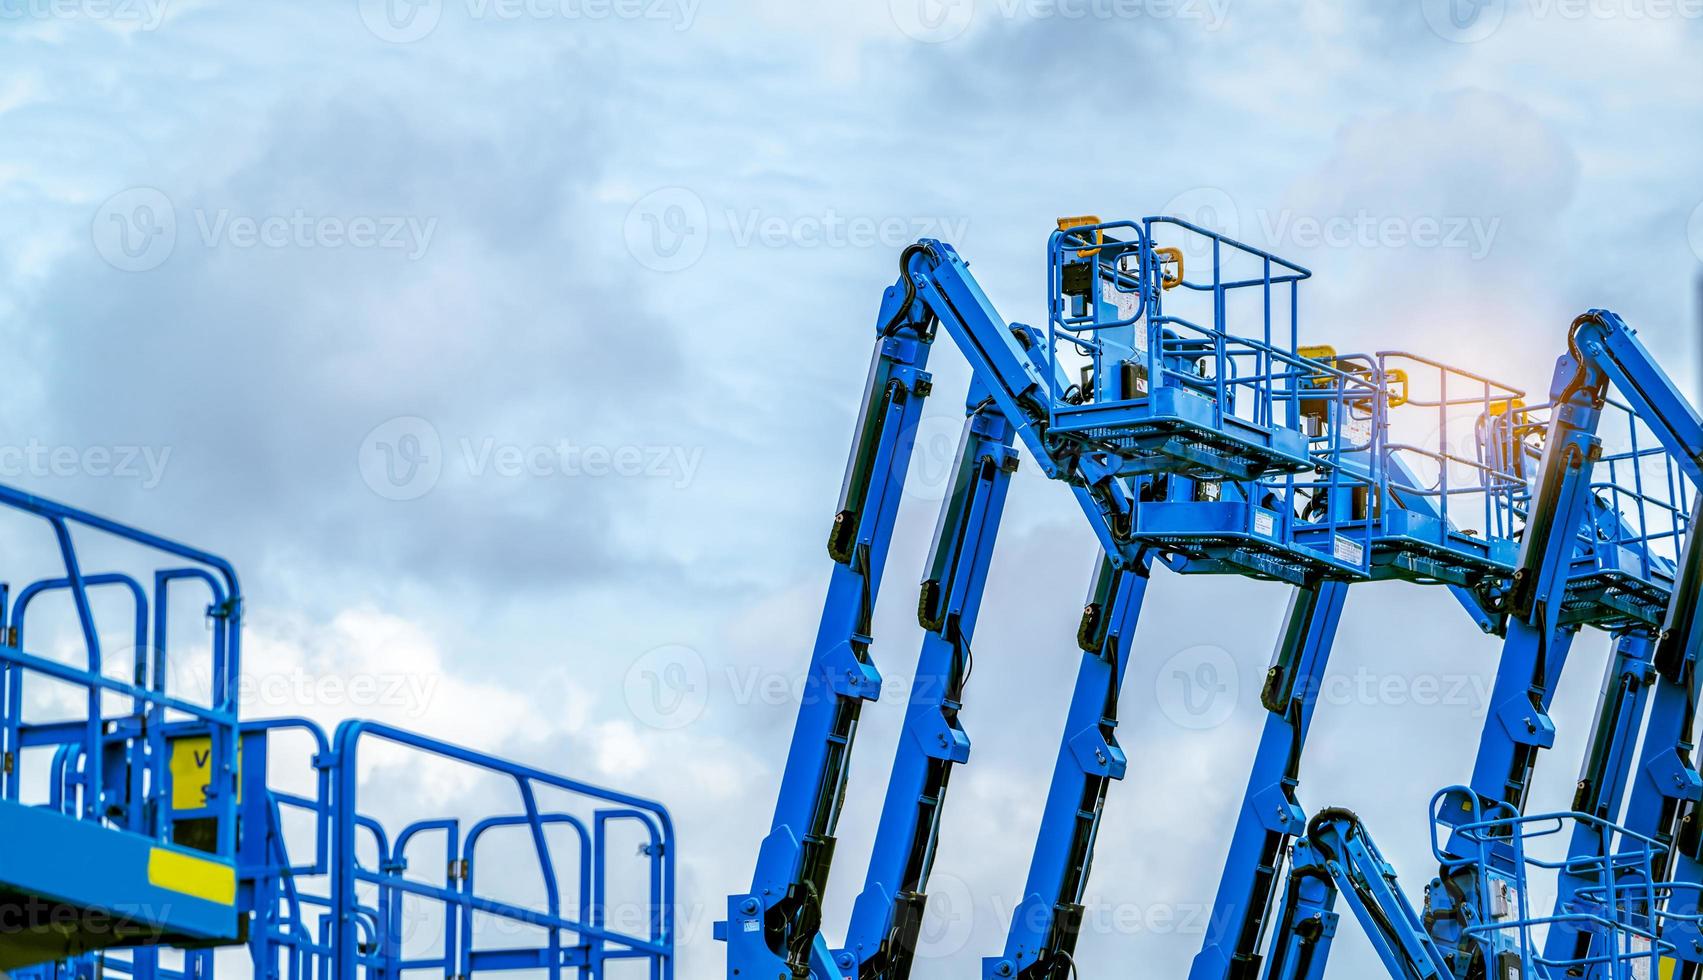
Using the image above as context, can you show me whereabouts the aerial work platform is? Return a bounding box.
[0,489,245,968]
[0,483,676,980]
[1045,217,1325,482]
[724,216,1702,980]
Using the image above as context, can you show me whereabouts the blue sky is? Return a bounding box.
[2,1,1701,976]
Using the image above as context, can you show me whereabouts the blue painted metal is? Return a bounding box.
[983,555,1152,980]
[1488,393,1693,630]
[1441,330,1623,828]
[1044,218,1383,584]
[730,224,1703,980]
[0,476,674,980]
[1617,508,1703,972]
[1043,218,1320,482]
[328,720,675,980]
[725,221,1396,980]
[1012,225,1559,980]
[1541,633,1660,969]
[0,485,243,966]
[1189,581,1349,980]
[1428,314,1703,973]
[1246,310,1703,979]
[25,716,676,980]
[1429,791,1674,979]
[1257,838,1337,980]
[1184,362,1543,980]
[1305,806,1455,979]
[1316,351,1526,591]
[721,300,936,980]
[835,398,1018,979]
[1263,792,1682,980]
[944,222,1398,980]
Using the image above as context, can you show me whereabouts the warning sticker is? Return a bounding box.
[1346,417,1372,446]
[1333,534,1366,566]
[169,735,241,811]
[1112,288,1144,345]
[1253,512,1275,538]
[1625,936,1651,980]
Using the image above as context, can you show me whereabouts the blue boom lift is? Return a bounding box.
[1256,312,1701,980]
[723,216,1700,980]
[0,486,676,980]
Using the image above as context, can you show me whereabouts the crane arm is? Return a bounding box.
[982,556,1152,980]
[1297,810,1454,980]
[836,399,1019,980]
[723,296,937,980]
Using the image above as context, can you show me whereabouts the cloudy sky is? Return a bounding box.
[2,0,1701,976]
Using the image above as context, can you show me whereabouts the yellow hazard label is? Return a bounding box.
[147,847,236,905]
[168,735,240,811]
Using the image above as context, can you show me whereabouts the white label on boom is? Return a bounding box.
[1254,512,1275,538]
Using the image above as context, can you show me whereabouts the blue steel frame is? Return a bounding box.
[836,398,1018,980]
[1251,310,1703,979]
[0,482,675,980]
[1188,581,1349,980]
[1430,314,1703,972]
[1494,394,1693,630]
[1267,791,1686,980]
[1554,312,1703,979]
[1431,792,1674,979]
[723,204,1703,980]
[731,213,1703,980]
[27,717,677,980]
[721,313,936,980]
[1044,217,1321,480]
[328,720,676,980]
[725,220,1393,980]
[731,221,1649,980]
[1197,344,1700,980]
[1326,350,1527,590]
[1617,508,1703,975]
[1046,217,1384,585]
[0,484,244,960]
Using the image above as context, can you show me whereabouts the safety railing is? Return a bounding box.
[1297,351,1529,586]
[1486,396,1694,628]
[1044,217,1391,581]
[0,481,243,886]
[1127,442,1386,584]
[329,720,675,980]
[242,718,336,980]
[35,714,674,980]
[1261,352,1385,580]
[1430,788,1673,979]
[1585,395,1693,586]
[1375,352,1526,553]
[1045,217,1384,484]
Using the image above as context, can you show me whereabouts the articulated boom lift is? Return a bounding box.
[726,217,1702,980]
[1257,310,1703,980]
[0,487,676,980]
